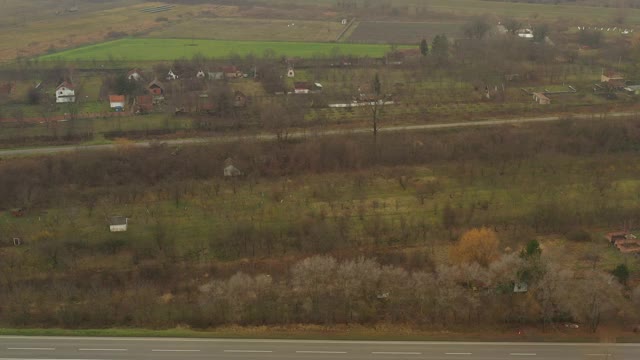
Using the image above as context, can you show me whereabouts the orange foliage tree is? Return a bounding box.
[450,227,500,267]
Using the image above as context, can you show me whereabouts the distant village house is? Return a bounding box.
[109,95,125,111]
[55,81,75,103]
[533,92,551,105]
[109,216,128,232]
[127,68,144,81]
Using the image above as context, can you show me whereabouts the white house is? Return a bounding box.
[224,165,242,177]
[287,67,295,78]
[516,28,534,39]
[166,69,178,80]
[109,216,128,232]
[55,81,75,103]
[127,68,144,81]
[196,70,206,79]
[109,95,125,111]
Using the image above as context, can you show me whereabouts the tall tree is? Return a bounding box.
[463,16,491,39]
[431,34,449,64]
[370,72,383,141]
[450,227,500,267]
[419,39,429,56]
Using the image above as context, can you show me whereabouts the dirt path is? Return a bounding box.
[0,110,636,157]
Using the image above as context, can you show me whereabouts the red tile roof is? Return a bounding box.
[109,95,125,103]
[56,81,74,90]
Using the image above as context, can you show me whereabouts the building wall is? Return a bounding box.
[109,224,127,232]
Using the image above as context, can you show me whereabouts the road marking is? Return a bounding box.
[372,352,422,355]
[7,348,55,351]
[78,349,127,352]
[151,349,200,352]
[510,353,536,356]
[296,351,348,354]
[446,353,473,355]
[224,350,273,353]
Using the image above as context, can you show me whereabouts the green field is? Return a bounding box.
[40,38,401,61]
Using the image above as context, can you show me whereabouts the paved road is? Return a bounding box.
[0,111,638,157]
[0,336,638,360]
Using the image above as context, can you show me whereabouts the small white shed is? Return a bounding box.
[109,216,128,232]
[224,165,242,177]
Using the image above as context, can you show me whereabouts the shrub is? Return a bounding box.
[566,229,592,242]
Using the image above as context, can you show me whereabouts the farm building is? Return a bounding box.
[294,82,322,94]
[135,95,153,113]
[109,95,125,111]
[287,67,295,78]
[624,85,640,95]
[127,68,144,81]
[109,216,128,232]
[606,231,640,254]
[208,71,224,80]
[55,81,75,103]
[223,66,242,79]
[601,71,625,89]
[196,70,206,79]
[148,79,165,97]
[197,93,215,112]
[516,28,534,39]
[533,92,551,105]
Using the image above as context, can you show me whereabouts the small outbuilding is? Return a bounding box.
[533,92,551,105]
[148,79,165,97]
[127,68,144,81]
[109,216,128,232]
[109,95,125,111]
[224,165,242,177]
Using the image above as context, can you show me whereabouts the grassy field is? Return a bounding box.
[292,0,640,23]
[0,1,200,61]
[348,21,463,44]
[146,18,347,43]
[39,38,402,61]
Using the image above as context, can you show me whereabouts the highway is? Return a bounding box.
[0,111,637,157]
[0,336,638,360]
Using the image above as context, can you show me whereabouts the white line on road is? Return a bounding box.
[296,351,348,354]
[151,349,200,352]
[372,352,422,355]
[78,349,127,352]
[7,348,55,351]
[446,353,473,355]
[510,353,537,356]
[224,350,273,353]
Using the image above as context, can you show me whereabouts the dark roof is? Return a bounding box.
[110,216,127,226]
[148,79,164,89]
[294,82,311,89]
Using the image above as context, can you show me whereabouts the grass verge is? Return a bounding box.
[0,325,616,342]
